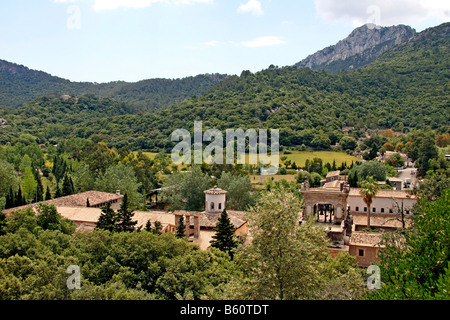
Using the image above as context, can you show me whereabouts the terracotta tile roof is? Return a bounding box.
[3,191,123,215]
[204,188,228,195]
[352,212,414,229]
[348,188,416,199]
[349,232,385,248]
[326,171,341,178]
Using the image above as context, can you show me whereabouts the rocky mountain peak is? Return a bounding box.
[296,24,416,72]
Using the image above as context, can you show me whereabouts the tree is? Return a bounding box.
[340,136,358,151]
[153,221,162,235]
[62,173,75,197]
[0,210,6,236]
[33,167,44,203]
[385,153,405,168]
[235,187,331,300]
[217,172,254,211]
[210,210,238,259]
[35,203,75,234]
[176,216,185,239]
[360,176,379,229]
[116,193,137,233]
[45,185,52,201]
[96,201,117,232]
[0,159,19,199]
[161,166,211,212]
[367,189,450,299]
[435,133,450,148]
[145,220,152,232]
[95,164,142,207]
[21,166,37,202]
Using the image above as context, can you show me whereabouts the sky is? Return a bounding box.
[0,0,448,83]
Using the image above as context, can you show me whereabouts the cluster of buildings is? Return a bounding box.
[3,170,417,267]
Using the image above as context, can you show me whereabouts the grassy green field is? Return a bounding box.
[136,150,361,170]
[282,151,360,167]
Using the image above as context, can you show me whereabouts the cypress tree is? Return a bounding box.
[116,193,137,232]
[96,201,117,232]
[145,220,152,232]
[6,187,14,209]
[0,210,6,236]
[45,185,52,201]
[154,221,162,235]
[33,168,44,203]
[17,186,25,206]
[62,174,74,196]
[210,210,238,259]
[176,216,185,239]
[86,198,90,207]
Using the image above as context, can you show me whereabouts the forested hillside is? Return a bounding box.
[0,59,226,111]
[0,23,448,151]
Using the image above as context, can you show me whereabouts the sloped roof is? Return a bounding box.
[204,187,228,195]
[3,191,123,215]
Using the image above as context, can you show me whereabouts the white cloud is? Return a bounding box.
[241,36,285,48]
[202,40,223,47]
[314,0,450,27]
[237,0,264,16]
[92,0,212,11]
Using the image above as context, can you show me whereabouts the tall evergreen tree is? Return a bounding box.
[176,216,185,239]
[33,167,44,203]
[45,185,52,201]
[116,193,137,232]
[16,186,25,206]
[145,220,152,232]
[210,210,238,259]
[0,210,6,236]
[96,201,117,232]
[5,186,14,209]
[153,221,162,235]
[62,173,74,196]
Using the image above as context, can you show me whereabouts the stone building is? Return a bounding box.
[300,171,417,267]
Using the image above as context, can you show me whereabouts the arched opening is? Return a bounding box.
[218,203,222,210]
[211,202,215,210]
[313,203,335,224]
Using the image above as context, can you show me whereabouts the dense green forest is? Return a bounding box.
[0,23,447,152]
[0,59,226,111]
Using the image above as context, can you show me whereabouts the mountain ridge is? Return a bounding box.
[295,24,417,73]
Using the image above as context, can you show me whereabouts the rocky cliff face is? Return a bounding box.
[296,24,416,73]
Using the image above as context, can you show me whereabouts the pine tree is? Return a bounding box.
[176,216,185,239]
[62,173,74,196]
[210,210,238,258]
[33,167,44,203]
[55,184,62,198]
[154,221,162,235]
[96,201,117,232]
[17,186,25,206]
[0,210,7,236]
[5,186,14,209]
[45,185,52,201]
[116,193,137,232]
[145,220,152,232]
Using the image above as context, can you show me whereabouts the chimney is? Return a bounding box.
[116,190,121,196]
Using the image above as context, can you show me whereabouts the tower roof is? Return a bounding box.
[204,187,227,195]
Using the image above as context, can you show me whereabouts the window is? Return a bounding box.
[373,208,376,213]
[381,208,385,213]
[359,249,365,257]
[211,202,215,210]
[364,207,367,212]
[389,209,393,213]
[218,203,222,210]
[355,207,359,212]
